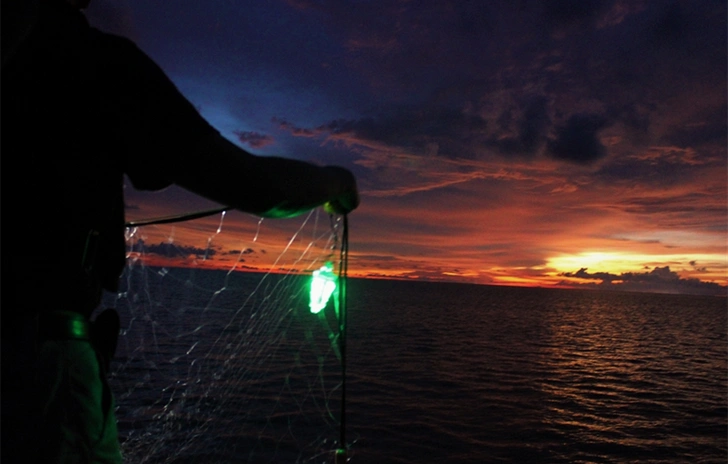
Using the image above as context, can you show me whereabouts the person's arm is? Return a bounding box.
[104,32,359,217]
[173,132,359,218]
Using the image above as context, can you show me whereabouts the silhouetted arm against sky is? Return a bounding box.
[98,31,358,219]
[170,133,359,218]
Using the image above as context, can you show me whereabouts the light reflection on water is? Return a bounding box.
[346,281,726,464]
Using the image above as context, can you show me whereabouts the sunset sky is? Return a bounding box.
[86,0,726,296]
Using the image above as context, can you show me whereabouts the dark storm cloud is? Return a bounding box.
[612,194,728,232]
[495,95,552,156]
[596,159,691,188]
[281,94,556,161]
[546,113,610,164]
[228,248,255,256]
[581,146,726,230]
[275,1,723,165]
[585,1,726,122]
[138,240,215,259]
[280,106,489,159]
[560,266,726,296]
[563,267,619,283]
[663,103,728,149]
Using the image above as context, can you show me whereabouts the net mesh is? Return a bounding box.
[101,209,348,463]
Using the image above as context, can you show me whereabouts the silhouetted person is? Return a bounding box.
[1,0,359,462]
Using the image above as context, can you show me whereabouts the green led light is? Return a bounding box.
[310,261,337,314]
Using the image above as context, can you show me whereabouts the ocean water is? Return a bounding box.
[106,268,727,464]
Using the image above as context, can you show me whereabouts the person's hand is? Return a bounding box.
[324,166,360,214]
[324,191,359,214]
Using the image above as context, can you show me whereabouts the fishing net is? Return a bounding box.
[101,208,349,463]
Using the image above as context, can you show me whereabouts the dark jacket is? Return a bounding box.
[2,0,219,317]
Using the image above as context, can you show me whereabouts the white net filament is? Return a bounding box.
[103,210,347,463]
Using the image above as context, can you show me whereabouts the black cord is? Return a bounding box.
[337,214,349,460]
[125,206,230,228]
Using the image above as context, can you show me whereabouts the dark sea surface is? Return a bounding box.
[106,268,727,464]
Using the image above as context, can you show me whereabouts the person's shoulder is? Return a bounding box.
[86,27,159,76]
[88,27,139,53]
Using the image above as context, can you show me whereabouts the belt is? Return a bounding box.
[37,309,120,373]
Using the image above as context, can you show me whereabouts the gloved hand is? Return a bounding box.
[323,166,360,215]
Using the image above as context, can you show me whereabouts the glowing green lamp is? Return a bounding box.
[309,261,337,314]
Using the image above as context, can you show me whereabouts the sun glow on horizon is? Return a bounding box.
[548,252,646,274]
[547,251,728,283]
